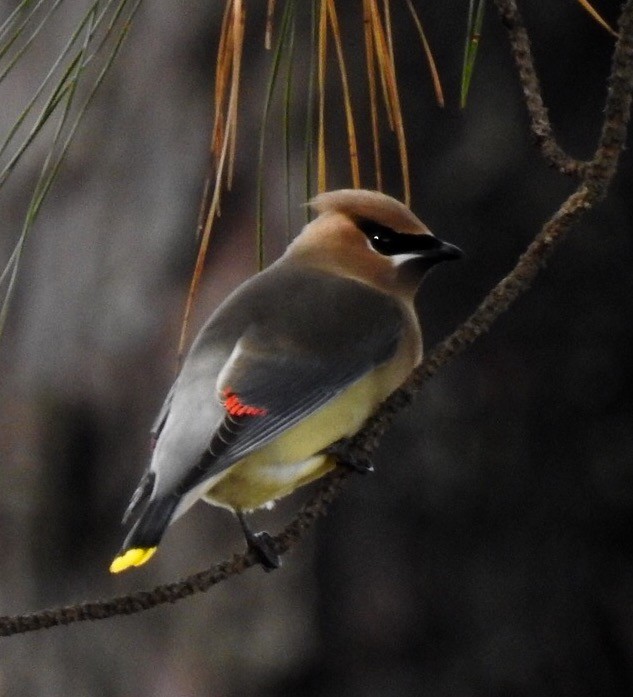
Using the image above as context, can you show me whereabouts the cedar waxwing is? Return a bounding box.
[110,189,462,573]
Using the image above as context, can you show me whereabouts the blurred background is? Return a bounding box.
[1,1,632,695]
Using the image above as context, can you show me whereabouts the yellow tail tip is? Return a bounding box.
[109,547,157,574]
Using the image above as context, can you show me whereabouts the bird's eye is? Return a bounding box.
[370,232,395,255]
[355,218,400,255]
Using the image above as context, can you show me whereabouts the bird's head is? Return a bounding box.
[286,189,462,296]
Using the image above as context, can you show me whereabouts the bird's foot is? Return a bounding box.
[246,530,281,572]
[326,439,375,474]
[341,456,374,474]
[236,511,281,571]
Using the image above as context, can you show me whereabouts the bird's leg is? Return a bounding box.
[236,511,281,571]
[325,439,375,474]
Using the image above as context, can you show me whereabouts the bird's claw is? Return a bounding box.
[326,440,375,474]
[247,531,281,571]
[342,456,374,474]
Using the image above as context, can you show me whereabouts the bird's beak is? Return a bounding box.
[435,240,463,261]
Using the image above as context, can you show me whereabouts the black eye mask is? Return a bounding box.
[355,218,445,256]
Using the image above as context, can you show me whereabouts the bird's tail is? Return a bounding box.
[109,495,179,573]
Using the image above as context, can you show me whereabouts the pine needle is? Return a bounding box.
[404,0,444,108]
[326,0,360,188]
[0,0,60,74]
[283,4,296,243]
[0,0,142,338]
[0,0,122,187]
[317,0,327,193]
[382,0,395,74]
[226,1,245,190]
[256,0,295,270]
[211,1,233,164]
[265,0,276,49]
[362,0,382,191]
[461,0,485,109]
[367,0,393,129]
[576,0,618,38]
[0,0,41,45]
[178,0,244,363]
[368,0,409,205]
[304,0,317,220]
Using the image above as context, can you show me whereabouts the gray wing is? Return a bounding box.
[173,267,405,494]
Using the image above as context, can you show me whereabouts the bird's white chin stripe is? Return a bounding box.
[389,253,421,266]
[365,237,420,266]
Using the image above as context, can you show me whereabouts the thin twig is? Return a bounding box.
[1,0,632,638]
[494,0,591,177]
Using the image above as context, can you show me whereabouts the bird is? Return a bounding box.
[110,189,462,573]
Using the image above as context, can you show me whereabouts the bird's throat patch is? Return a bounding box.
[222,387,268,417]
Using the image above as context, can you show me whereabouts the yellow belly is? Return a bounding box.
[204,323,420,511]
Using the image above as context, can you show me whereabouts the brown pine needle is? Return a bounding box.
[178,0,244,364]
[317,0,327,193]
[404,0,445,108]
[369,0,410,205]
[363,0,383,191]
[194,175,212,242]
[179,109,234,363]
[383,0,395,72]
[576,0,619,38]
[326,0,361,188]
[227,0,245,189]
[211,1,233,164]
[265,0,276,49]
[368,0,394,129]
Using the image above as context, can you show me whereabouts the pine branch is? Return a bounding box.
[494,0,591,177]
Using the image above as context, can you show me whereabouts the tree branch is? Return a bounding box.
[493,0,590,177]
[1,0,632,637]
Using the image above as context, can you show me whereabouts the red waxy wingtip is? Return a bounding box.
[222,387,268,417]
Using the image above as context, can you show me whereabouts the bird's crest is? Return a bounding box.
[309,189,429,235]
